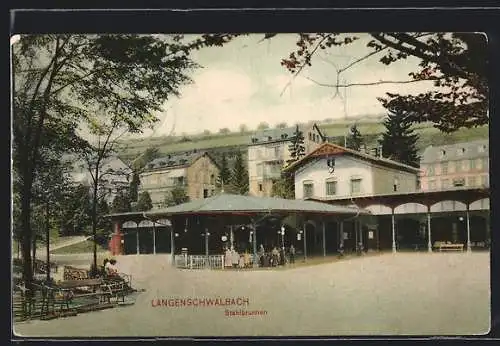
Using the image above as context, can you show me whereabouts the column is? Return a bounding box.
[111,220,122,256]
[230,225,234,250]
[391,208,397,253]
[136,229,140,255]
[322,221,326,257]
[355,220,358,249]
[205,228,209,256]
[339,222,344,248]
[303,222,307,262]
[152,222,157,255]
[466,204,472,253]
[170,226,175,266]
[427,206,432,252]
[252,226,257,268]
[359,220,363,249]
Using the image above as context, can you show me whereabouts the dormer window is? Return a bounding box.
[478,144,486,153]
[439,150,446,158]
[268,136,273,141]
[457,148,466,156]
[393,177,400,192]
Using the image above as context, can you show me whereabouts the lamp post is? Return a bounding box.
[204,229,210,257]
[280,226,285,250]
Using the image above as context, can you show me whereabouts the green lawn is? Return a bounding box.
[50,241,108,254]
[118,122,488,162]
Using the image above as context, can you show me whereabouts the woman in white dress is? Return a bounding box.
[225,248,232,268]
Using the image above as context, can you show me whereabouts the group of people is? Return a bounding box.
[101,258,119,277]
[258,244,295,267]
[224,247,252,269]
[222,244,297,269]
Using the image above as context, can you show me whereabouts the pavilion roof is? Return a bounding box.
[144,193,369,216]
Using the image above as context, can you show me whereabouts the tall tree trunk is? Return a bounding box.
[20,172,34,292]
[91,167,99,276]
[32,230,37,275]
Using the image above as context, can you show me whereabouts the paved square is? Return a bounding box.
[13,252,490,337]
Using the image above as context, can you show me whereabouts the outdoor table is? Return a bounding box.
[57,278,103,289]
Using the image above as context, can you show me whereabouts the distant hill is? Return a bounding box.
[116,119,488,165]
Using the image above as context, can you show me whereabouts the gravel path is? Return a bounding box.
[13,252,490,337]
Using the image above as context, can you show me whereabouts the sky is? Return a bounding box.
[127,34,438,138]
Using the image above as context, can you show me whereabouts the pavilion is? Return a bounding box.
[106,193,372,264]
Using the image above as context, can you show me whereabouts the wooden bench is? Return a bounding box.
[100,281,127,304]
[433,241,464,252]
[63,266,90,281]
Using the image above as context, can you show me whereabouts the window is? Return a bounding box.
[203,189,209,198]
[429,180,437,190]
[326,180,337,196]
[258,183,263,192]
[441,162,448,175]
[308,133,312,140]
[476,158,483,170]
[350,178,362,194]
[455,161,462,172]
[177,176,185,186]
[468,176,477,187]
[256,164,263,176]
[441,178,450,189]
[469,159,476,170]
[393,177,400,192]
[210,174,215,185]
[453,177,465,187]
[427,164,435,176]
[462,160,469,172]
[303,182,314,198]
[274,146,280,157]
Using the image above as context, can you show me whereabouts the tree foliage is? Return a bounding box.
[12,33,229,283]
[130,147,160,172]
[165,187,189,206]
[111,190,132,213]
[229,151,249,195]
[257,122,270,130]
[129,172,141,202]
[287,125,306,165]
[278,33,487,133]
[271,174,295,199]
[239,124,248,133]
[379,109,421,168]
[216,153,231,190]
[345,124,364,151]
[136,191,153,211]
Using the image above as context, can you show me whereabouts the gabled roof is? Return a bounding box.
[145,193,369,216]
[144,150,218,172]
[283,142,420,174]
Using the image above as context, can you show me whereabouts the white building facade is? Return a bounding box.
[248,123,326,197]
[288,143,420,201]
